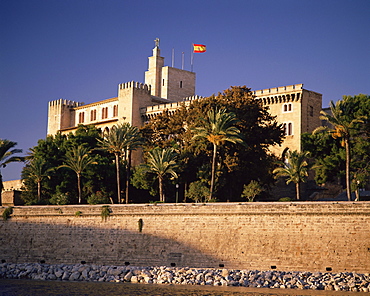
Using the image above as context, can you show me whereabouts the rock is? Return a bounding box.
[124,271,133,281]
[69,271,81,281]
[47,273,57,280]
[221,269,229,277]
[107,267,122,276]
[2,262,370,293]
[81,268,89,280]
[54,269,63,278]
[61,271,70,281]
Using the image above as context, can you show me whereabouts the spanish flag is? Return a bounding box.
[193,44,206,53]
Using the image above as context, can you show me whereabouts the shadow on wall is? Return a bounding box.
[0,219,222,268]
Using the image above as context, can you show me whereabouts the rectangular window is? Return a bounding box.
[309,106,314,117]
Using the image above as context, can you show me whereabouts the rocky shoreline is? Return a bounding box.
[1,263,369,292]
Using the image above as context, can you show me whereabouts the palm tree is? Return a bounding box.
[120,124,144,204]
[22,157,53,201]
[315,100,364,201]
[59,145,96,204]
[191,108,244,200]
[145,147,178,202]
[273,150,311,200]
[0,139,24,197]
[98,123,143,204]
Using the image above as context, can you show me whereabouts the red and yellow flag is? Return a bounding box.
[193,44,206,53]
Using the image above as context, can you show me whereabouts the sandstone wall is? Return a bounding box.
[1,202,369,273]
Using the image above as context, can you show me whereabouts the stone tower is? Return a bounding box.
[254,84,322,155]
[145,40,195,102]
[47,99,82,135]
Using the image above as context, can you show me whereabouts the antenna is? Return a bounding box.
[172,48,174,67]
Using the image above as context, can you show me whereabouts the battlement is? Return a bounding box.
[182,95,202,102]
[253,84,304,96]
[48,99,83,108]
[141,95,202,114]
[119,81,151,92]
[140,95,202,120]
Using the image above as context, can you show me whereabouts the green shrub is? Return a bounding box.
[185,181,210,203]
[101,205,111,221]
[50,192,70,205]
[2,207,13,221]
[149,200,164,204]
[241,180,263,202]
[75,211,82,216]
[278,197,292,202]
[87,191,110,205]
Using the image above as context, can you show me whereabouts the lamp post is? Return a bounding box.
[176,183,179,203]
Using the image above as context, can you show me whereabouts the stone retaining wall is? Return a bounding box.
[1,202,369,273]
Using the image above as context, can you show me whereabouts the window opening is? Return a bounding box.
[79,112,85,123]
[283,103,293,113]
[288,123,293,135]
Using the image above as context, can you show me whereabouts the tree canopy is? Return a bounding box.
[0,139,24,195]
[140,86,284,201]
[304,94,370,199]
[22,125,116,205]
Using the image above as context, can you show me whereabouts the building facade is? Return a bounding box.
[47,42,322,157]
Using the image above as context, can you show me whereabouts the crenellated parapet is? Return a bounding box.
[254,84,304,96]
[182,95,202,102]
[253,84,304,106]
[48,99,83,108]
[140,95,203,121]
[118,81,151,93]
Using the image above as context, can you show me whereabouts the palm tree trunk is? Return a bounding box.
[345,138,351,201]
[296,182,300,200]
[77,173,82,204]
[37,181,41,201]
[159,176,164,202]
[210,143,217,200]
[115,153,121,204]
[125,150,131,204]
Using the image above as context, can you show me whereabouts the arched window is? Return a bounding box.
[90,109,96,121]
[102,107,108,119]
[283,103,293,113]
[288,122,293,135]
[283,122,293,136]
[79,112,85,123]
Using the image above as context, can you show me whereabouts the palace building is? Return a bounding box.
[47,41,322,157]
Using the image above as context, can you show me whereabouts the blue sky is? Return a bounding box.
[1,0,369,181]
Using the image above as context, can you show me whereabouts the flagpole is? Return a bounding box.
[182,52,184,70]
[191,44,194,72]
